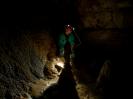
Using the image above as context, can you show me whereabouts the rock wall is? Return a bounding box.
[0,31,57,98]
[77,0,131,29]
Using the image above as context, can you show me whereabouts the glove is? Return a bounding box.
[59,49,64,56]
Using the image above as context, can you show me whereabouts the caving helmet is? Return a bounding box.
[64,24,75,31]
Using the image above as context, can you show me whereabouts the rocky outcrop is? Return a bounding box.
[0,31,58,98]
[77,0,131,29]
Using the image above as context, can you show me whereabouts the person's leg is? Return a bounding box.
[70,46,75,58]
[69,47,75,66]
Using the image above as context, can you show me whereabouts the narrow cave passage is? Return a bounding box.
[0,0,130,99]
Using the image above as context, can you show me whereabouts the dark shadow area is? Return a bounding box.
[56,41,79,99]
[57,64,79,99]
[37,63,79,99]
[74,28,129,99]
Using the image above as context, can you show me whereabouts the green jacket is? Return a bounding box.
[58,32,75,51]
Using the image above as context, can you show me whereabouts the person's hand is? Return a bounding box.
[60,49,64,56]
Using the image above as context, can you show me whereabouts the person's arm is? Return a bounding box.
[73,31,81,48]
[58,34,66,55]
[58,34,66,49]
[68,33,75,49]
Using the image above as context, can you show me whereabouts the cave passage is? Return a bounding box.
[0,0,130,99]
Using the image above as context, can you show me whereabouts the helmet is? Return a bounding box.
[64,24,74,31]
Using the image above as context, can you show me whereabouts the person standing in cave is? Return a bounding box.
[58,24,81,60]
